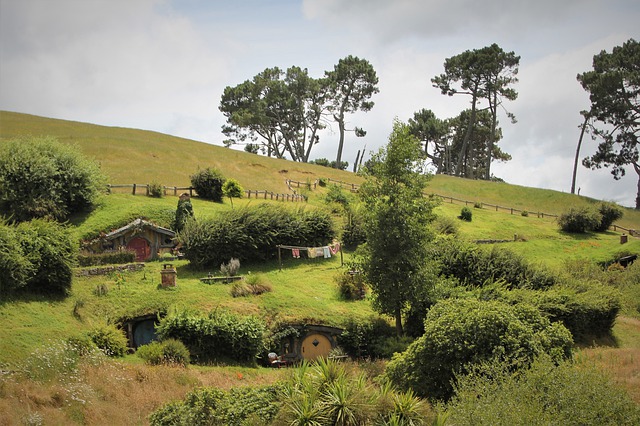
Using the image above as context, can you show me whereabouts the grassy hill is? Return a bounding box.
[1,111,640,422]
[2,110,639,229]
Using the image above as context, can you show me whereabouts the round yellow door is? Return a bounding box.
[301,333,332,361]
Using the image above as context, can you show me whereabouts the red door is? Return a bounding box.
[127,237,150,261]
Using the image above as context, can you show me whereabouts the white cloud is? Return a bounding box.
[1,0,639,206]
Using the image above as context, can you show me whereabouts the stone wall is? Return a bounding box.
[76,263,145,277]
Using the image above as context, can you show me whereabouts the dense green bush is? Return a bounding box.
[178,204,335,268]
[149,384,283,426]
[0,136,106,222]
[558,206,602,233]
[508,283,621,340]
[77,249,137,266]
[147,182,163,198]
[341,208,367,249]
[136,339,190,366]
[596,201,624,232]
[156,309,266,363]
[459,206,472,221]
[338,316,397,359]
[335,271,367,300]
[14,219,78,295]
[444,356,640,425]
[88,324,129,357]
[0,222,35,295]
[190,167,226,202]
[385,299,573,400]
[430,237,556,290]
[432,215,460,235]
[173,196,194,232]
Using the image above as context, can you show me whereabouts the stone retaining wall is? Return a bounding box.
[76,263,145,277]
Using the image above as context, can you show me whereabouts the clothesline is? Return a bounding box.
[276,242,343,270]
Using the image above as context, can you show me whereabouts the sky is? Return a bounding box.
[1,0,639,206]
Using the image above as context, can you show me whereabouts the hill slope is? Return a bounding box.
[1,110,639,229]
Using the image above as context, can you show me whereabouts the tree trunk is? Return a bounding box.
[486,92,498,180]
[335,117,346,168]
[571,114,590,194]
[395,307,404,337]
[635,163,640,210]
[456,90,478,177]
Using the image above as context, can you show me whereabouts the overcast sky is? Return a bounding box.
[1,0,638,206]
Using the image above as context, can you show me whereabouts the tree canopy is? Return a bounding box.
[219,66,329,162]
[325,55,379,168]
[577,38,640,209]
[432,43,519,179]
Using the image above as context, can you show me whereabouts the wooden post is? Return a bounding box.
[132,183,137,195]
[174,186,177,196]
[189,187,193,197]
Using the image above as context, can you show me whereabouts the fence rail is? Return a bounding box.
[106,184,306,202]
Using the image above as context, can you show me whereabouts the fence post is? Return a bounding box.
[174,186,177,196]
[264,190,268,200]
[189,187,193,197]
[132,183,136,195]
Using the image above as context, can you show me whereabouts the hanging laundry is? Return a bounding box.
[323,246,331,258]
[292,248,300,258]
[314,247,325,258]
[307,247,317,259]
[329,242,341,255]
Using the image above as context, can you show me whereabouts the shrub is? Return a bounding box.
[432,215,459,235]
[146,181,163,198]
[0,136,106,222]
[88,324,129,357]
[429,237,556,290]
[220,258,240,277]
[179,204,335,268]
[385,298,573,400]
[473,201,482,209]
[93,283,109,296]
[335,272,367,300]
[15,219,78,295]
[222,178,243,207]
[459,206,472,221]
[445,356,640,425]
[0,221,35,295]
[230,274,272,297]
[342,208,367,249]
[173,196,194,232]
[149,385,283,426]
[325,184,350,207]
[273,358,433,425]
[338,316,397,359]
[77,249,136,266]
[596,201,624,232]
[156,309,266,363]
[521,210,529,217]
[558,206,602,233]
[510,283,621,340]
[137,339,190,366]
[318,177,327,187]
[190,167,226,202]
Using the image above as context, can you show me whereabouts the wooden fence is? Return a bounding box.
[106,184,306,202]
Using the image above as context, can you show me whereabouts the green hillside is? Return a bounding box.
[2,110,639,230]
[1,111,640,423]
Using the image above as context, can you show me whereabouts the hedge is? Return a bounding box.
[178,204,335,268]
[156,309,266,363]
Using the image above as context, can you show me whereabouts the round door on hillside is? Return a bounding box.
[133,319,158,347]
[127,237,150,261]
[301,333,332,361]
